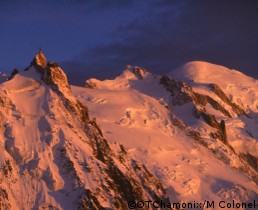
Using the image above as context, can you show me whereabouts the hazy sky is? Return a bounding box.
[0,0,258,85]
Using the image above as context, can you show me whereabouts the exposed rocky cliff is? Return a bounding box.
[160,76,232,143]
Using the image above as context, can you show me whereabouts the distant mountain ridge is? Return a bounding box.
[0,51,257,209]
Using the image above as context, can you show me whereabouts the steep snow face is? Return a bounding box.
[168,62,258,160]
[76,65,258,208]
[169,61,258,113]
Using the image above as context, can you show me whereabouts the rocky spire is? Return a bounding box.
[42,62,70,93]
[30,49,70,94]
[31,49,47,72]
[126,65,148,79]
[30,50,89,123]
[41,61,90,123]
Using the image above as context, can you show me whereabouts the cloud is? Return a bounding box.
[61,0,258,85]
[69,0,135,14]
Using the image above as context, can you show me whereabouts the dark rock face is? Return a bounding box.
[33,53,90,124]
[240,153,258,172]
[0,188,10,210]
[160,76,192,105]
[220,120,227,144]
[202,114,228,145]
[78,189,104,210]
[84,80,97,89]
[132,67,147,79]
[7,69,19,81]
[160,76,232,117]
[209,84,248,117]
[43,62,71,93]
[160,76,232,145]
[44,66,90,124]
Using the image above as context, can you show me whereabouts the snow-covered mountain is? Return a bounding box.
[0,52,257,209]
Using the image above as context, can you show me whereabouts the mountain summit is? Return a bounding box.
[32,49,47,70]
[0,54,257,209]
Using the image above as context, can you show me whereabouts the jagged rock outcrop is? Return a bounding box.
[32,49,47,71]
[160,76,234,117]
[160,76,192,104]
[24,49,47,72]
[42,62,71,93]
[209,84,248,117]
[160,76,231,144]
[27,50,90,124]
[159,75,249,146]
[132,66,147,79]
[0,188,11,210]
[7,69,19,81]
[42,61,90,124]
[84,80,97,89]
[194,109,228,145]
[240,153,258,172]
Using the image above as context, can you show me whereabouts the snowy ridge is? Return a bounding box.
[170,61,258,113]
